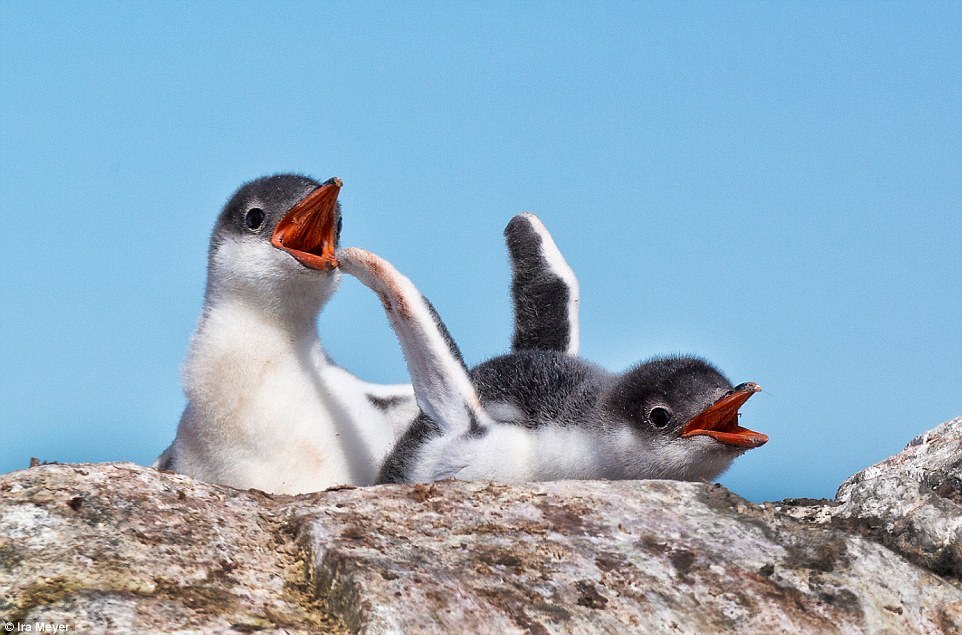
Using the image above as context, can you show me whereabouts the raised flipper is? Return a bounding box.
[505,213,580,355]
[337,247,490,439]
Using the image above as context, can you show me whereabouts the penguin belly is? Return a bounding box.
[168,308,413,493]
[409,421,611,483]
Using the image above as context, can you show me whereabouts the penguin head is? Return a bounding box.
[206,174,344,313]
[604,356,767,481]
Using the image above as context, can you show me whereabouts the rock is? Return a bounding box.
[2,417,962,633]
[835,417,962,580]
[296,480,961,634]
[0,463,345,634]
[783,416,962,580]
[834,416,962,578]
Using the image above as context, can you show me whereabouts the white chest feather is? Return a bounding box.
[409,422,614,483]
[168,301,415,493]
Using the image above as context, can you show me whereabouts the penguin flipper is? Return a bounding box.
[338,247,487,437]
[152,445,175,471]
[505,213,580,355]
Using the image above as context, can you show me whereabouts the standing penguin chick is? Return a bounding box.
[338,228,767,484]
[154,175,418,493]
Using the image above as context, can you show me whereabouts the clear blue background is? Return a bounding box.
[2,2,959,502]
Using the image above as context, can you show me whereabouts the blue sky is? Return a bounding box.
[2,2,959,502]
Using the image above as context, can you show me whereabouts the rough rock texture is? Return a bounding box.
[781,416,962,583]
[2,417,962,634]
[298,480,961,634]
[0,464,345,634]
[836,416,962,577]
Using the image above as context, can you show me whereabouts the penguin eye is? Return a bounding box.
[245,208,265,231]
[649,407,672,428]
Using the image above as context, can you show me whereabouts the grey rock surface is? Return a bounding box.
[836,416,962,577]
[2,417,962,634]
[0,463,345,634]
[297,479,961,634]
[782,416,962,580]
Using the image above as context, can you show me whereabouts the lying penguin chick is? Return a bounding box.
[154,175,418,493]
[337,247,767,484]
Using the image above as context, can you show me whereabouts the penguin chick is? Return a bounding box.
[337,242,767,485]
[154,175,418,493]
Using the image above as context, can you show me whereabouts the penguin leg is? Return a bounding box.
[337,247,488,437]
[504,213,580,355]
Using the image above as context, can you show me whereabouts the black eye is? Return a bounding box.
[245,208,265,231]
[335,216,343,242]
[649,407,672,428]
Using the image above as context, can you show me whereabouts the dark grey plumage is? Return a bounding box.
[377,412,443,484]
[505,214,578,354]
[472,351,610,429]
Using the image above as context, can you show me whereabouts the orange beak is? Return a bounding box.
[680,383,768,448]
[271,178,342,270]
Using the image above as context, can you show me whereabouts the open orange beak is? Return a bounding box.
[680,383,768,448]
[271,178,342,270]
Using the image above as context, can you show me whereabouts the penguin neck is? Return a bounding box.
[202,275,336,343]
